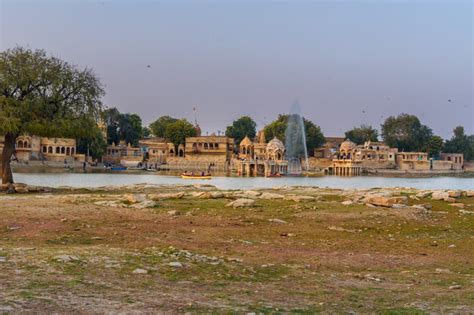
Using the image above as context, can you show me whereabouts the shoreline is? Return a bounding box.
[11,164,474,179]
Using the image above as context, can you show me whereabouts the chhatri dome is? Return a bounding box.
[266,137,285,153]
[340,139,356,152]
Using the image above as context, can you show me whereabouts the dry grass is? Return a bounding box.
[0,187,473,313]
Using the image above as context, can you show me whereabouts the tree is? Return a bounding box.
[142,127,151,138]
[381,113,433,152]
[345,125,379,145]
[163,119,196,147]
[263,114,325,156]
[424,135,444,158]
[149,115,178,138]
[0,47,104,184]
[103,108,143,146]
[76,124,107,160]
[444,126,474,161]
[103,107,121,145]
[118,113,143,146]
[225,116,257,145]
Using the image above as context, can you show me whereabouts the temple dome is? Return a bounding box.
[266,137,285,153]
[340,139,356,151]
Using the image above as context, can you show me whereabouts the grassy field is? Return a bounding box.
[0,185,473,313]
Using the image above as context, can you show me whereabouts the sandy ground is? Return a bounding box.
[0,185,473,313]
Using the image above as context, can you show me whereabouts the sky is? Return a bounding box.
[1,0,473,139]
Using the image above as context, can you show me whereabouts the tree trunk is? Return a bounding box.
[1,133,15,184]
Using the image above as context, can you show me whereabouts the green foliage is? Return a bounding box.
[103,108,143,146]
[0,46,104,183]
[149,115,178,138]
[76,126,107,160]
[381,113,433,152]
[423,135,444,158]
[0,47,104,137]
[345,125,378,145]
[163,119,197,146]
[225,116,257,145]
[444,126,474,161]
[263,114,324,156]
[142,127,151,138]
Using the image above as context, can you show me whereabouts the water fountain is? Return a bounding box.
[285,100,309,175]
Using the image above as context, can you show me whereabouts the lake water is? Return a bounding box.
[13,173,474,190]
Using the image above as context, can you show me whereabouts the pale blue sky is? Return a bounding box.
[1,0,472,138]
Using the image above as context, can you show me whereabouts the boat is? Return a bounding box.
[181,174,212,179]
[111,165,127,171]
[267,173,282,178]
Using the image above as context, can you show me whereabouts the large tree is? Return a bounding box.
[444,126,474,161]
[103,108,143,146]
[381,113,433,152]
[263,114,324,156]
[225,116,257,145]
[163,119,196,146]
[0,47,104,184]
[345,125,379,145]
[149,115,178,138]
[423,135,444,158]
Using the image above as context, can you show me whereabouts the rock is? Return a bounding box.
[148,192,185,200]
[123,194,146,204]
[14,186,29,193]
[435,268,451,273]
[167,210,181,216]
[268,218,287,224]
[0,184,8,191]
[466,190,474,197]
[53,255,80,263]
[284,195,315,202]
[414,203,432,210]
[459,209,474,215]
[415,191,432,198]
[132,268,148,274]
[448,190,462,198]
[259,192,285,200]
[0,257,6,263]
[365,196,408,207]
[238,190,261,198]
[449,203,465,208]
[168,261,183,268]
[341,200,354,206]
[130,200,156,209]
[449,285,462,290]
[431,191,454,201]
[226,198,255,208]
[199,191,224,199]
[391,204,408,209]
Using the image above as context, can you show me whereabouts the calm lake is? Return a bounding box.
[13,173,474,190]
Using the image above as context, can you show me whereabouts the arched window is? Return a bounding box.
[17,140,23,148]
[179,149,184,157]
[214,143,219,149]
[66,147,70,155]
[56,147,60,154]
[42,146,47,153]
[61,147,65,154]
[48,146,53,154]
[71,148,75,155]
[204,143,208,149]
